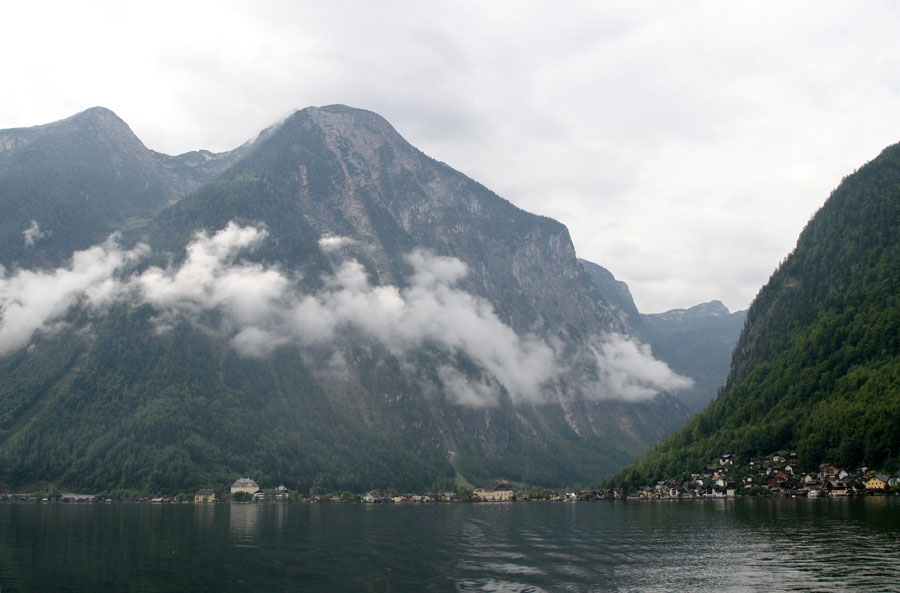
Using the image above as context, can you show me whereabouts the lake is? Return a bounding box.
[1,498,899,592]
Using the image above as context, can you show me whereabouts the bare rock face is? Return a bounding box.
[226,105,622,337]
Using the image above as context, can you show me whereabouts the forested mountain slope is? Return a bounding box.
[610,142,900,487]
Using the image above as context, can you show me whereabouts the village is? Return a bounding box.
[2,454,899,504]
[620,453,900,500]
[0,479,522,505]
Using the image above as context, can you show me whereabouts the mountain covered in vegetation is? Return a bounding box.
[609,142,900,489]
[0,106,698,494]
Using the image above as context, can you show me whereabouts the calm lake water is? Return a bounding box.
[1,498,899,592]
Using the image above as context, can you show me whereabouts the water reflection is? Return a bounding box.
[193,499,215,529]
[727,498,900,592]
[0,499,897,592]
[229,503,262,545]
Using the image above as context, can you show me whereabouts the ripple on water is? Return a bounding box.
[456,578,551,593]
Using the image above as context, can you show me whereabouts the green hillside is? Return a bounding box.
[0,306,457,493]
[609,142,900,488]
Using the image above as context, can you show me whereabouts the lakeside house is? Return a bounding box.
[865,476,888,492]
[825,480,849,496]
[230,477,260,495]
[473,483,515,501]
[253,485,289,502]
[195,489,216,503]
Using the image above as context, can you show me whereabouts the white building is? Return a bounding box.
[230,477,260,494]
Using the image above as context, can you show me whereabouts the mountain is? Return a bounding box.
[149,106,619,336]
[642,301,747,412]
[0,105,694,494]
[0,107,245,269]
[579,260,745,413]
[609,141,900,488]
[578,259,646,338]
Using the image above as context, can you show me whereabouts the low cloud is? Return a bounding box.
[437,365,500,408]
[0,223,691,405]
[22,220,45,247]
[250,247,556,404]
[317,235,359,252]
[585,334,694,401]
[0,235,147,356]
[135,222,288,337]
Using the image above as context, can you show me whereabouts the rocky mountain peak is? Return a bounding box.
[0,106,129,155]
[688,300,730,316]
[284,104,421,175]
[0,107,247,269]
[51,106,142,148]
[220,103,604,334]
[68,105,125,126]
[650,300,731,321]
[302,104,400,134]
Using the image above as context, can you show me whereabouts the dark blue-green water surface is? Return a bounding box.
[1,498,899,592]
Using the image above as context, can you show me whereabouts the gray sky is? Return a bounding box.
[4,1,900,312]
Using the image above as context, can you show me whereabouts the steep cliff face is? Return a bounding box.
[0,105,693,492]
[153,106,619,336]
[294,106,608,334]
[579,259,646,339]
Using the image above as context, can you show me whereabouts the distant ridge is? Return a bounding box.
[647,300,731,321]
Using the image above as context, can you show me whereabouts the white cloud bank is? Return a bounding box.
[0,223,691,405]
[588,335,694,401]
[0,236,147,354]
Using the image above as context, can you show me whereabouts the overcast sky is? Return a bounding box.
[4,1,900,312]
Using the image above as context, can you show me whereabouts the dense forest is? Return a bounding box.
[608,142,900,489]
[0,300,672,495]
